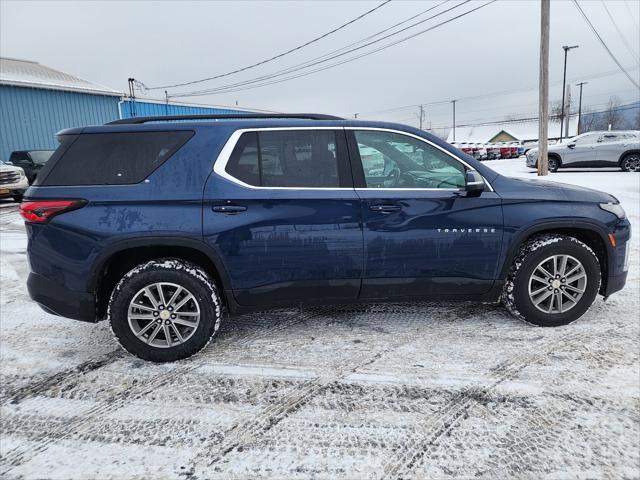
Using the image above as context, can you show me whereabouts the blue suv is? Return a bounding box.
[21,114,631,362]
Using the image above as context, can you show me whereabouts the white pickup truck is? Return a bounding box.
[0,161,29,202]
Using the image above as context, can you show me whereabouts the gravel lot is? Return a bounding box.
[1,159,638,479]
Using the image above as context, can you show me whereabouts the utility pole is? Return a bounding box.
[127,77,137,117]
[451,100,457,142]
[354,113,359,119]
[419,104,425,130]
[538,0,550,176]
[576,81,587,134]
[559,44,579,141]
[165,90,169,116]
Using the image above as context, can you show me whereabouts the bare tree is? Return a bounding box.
[604,95,622,129]
[578,106,597,133]
[550,100,563,119]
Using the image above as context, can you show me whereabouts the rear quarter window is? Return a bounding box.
[39,131,194,186]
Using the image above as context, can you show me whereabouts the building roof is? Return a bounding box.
[0,57,122,96]
[447,116,579,143]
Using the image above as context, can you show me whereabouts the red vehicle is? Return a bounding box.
[509,146,518,158]
[498,144,511,159]
[456,142,474,156]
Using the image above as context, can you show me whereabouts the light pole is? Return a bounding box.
[576,81,587,134]
[559,45,578,141]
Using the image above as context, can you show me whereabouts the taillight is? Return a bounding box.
[19,200,86,223]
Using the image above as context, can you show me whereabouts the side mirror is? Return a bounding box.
[567,143,576,149]
[465,170,485,197]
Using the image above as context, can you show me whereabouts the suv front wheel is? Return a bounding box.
[502,234,600,326]
[109,258,222,362]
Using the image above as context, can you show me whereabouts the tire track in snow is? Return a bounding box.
[379,325,626,479]
[0,306,328,475]
[184,314,427,477]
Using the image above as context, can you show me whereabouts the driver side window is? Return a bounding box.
[353,130,466,189]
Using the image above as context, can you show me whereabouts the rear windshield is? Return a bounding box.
[37,131,194,186]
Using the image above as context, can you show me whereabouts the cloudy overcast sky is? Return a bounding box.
[1,0,638,131]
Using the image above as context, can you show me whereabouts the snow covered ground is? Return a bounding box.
[1,159,638,479]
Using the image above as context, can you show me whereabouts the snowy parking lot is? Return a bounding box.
[1,159,638,479]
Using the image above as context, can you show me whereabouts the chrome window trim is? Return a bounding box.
[213,127,352,191]
[213,126,494,192]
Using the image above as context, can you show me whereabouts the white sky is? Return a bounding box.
[1,0,639,131]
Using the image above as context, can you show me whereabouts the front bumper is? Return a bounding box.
[27,272,97,322]
[0,176,28,197]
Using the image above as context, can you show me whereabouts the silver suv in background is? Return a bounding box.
[526,130,640,172]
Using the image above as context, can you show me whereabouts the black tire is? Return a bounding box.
[548,156,560,172]
[620,153,640,172]
[108,258,222,362]
[12,194,23,202]
[502,234,600,327]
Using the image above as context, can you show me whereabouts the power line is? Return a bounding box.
[600,0,639,63]
[353,65,639,118]
[573,0,640,89]
[144,0,392,90]
[171,0,467,97]
[623,0,639,32]
[171,0,494,98]
[155,0,449,98]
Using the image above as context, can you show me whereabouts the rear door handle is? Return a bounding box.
[369,204,401,213]
[212,205,247,214]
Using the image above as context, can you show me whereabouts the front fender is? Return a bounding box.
[498,218,613,280]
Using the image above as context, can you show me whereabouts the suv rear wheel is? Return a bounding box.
[620,153,640,172]
[502,234,600,326]
[109,258,222,362]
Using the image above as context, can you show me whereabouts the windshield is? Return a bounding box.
[29,150,54,165]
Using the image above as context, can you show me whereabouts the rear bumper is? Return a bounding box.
[27,272,97,323]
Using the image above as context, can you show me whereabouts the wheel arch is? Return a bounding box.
[500,221,611,293]
[547,152,562,165]
[90,237,232,319]
[618,149,640,165]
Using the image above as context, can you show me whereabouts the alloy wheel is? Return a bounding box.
[128,282,200,348]
[528,254,587,314]
[623,155,640,172]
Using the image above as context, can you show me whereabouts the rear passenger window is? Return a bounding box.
[225,130,344,188]
[41,131,194,186]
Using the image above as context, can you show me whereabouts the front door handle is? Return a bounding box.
[212,205,247,214]
[369,204,401,213]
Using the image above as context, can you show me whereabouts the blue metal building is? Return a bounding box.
[0,57,122,159]
[1,57,264,160]
[119,98,257,119]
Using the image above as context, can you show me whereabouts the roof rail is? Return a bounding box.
[107,113,344,125]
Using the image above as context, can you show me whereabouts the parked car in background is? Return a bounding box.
[486,144,501,160]
[498,143,511,159]
[9,150,54,184]
[526,130,640,172]
[511,142,525,157]
[473,143,488,161]
[21,114,630,362]
[0,160,29,202]
[457,142,474,156]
